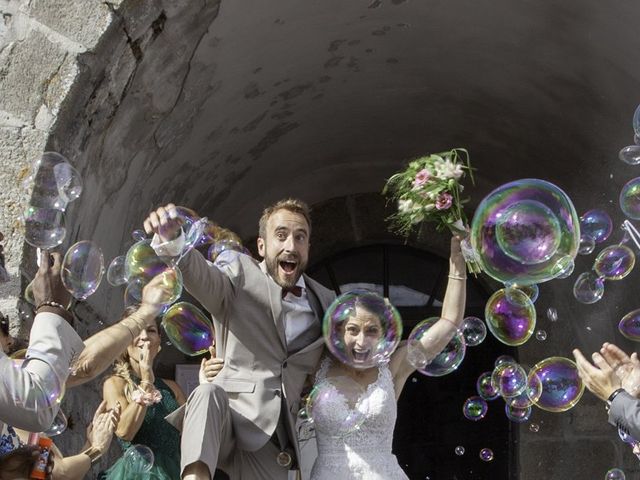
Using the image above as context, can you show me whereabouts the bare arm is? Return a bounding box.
[390,236,467,390]
[103,376,148,442]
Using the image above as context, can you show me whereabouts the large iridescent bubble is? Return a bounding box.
[471,179,580,285]
[107,255,128,287]
[580,209,613,244]
[462,396,488,421]
[323,291,402,369]
[618,309,640,341]
[61,241,105,300]
[593,245,635,280]
[306,376,368,437]
[23,206,66,249]
[407,317,465,376]
[620,177,640,220]
[28,152,82,211]
[529,357,584,412]
[491,362,527,398]
[162,302,214,356]
[573,271,605,304]
[485,289,536,346]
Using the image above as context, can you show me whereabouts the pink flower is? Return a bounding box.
[412,169,431,188]
[435,192,453,210]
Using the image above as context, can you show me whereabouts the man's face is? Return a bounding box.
[257,209,310,289]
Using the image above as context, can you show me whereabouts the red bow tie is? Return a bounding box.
[282,286,303,299]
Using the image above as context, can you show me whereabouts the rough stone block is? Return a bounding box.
[26,0,114,50]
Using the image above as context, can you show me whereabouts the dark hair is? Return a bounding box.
[0,313,9,336]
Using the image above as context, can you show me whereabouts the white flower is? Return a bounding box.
[434,158,464,180]
[398,198,415,214]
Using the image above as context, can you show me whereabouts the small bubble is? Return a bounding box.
[529,423,540,432]
[479,448,494,462]
[586,326,592,331]
[166,341,172,346]
[455,446,465,456]
[546,307,558,322]
[535,330,547,341]
[411,377,418,383]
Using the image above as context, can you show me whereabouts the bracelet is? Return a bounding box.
[81,446,103,464]
[131,386,162,406]
[448,274,467,280]
[36,300,67,310]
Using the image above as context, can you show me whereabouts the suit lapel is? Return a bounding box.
[259,260,287,350]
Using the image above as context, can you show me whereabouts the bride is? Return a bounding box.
[309,236,466,480]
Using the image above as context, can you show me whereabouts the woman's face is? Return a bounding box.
[342,305,383,365]
[126,324,161,361]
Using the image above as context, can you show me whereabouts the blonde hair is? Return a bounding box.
[258,198,312,238]
[111,305,145,401]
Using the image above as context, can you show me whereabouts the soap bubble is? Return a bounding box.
[323,291,402,369]
[605,468,626,480]
[573,272,605,304]
[529,423,540,432]
[552,256,575,279]
[306,376,368,437]
[535,330,547,341]
[618,309,640,341]
[408,317,465,376]
[479,448,494,462]
[23,206,66,249]
[123,277,144,310]
[125,240,171,283]
[455,446,465,456]
[43,409,68,436]
[505,404,532,423]
[470,179,579,286]
[123,444,154,474]
[517,284,539,303]
[107,255,128,287]
[462,396,488,421]
[61,241,105,300]
[620,146,640,166]
[461,316,487,346]
[485,288,536,346]
[131,229,146,242]
[529,357,584,412]
[578,235,596,255]
[495,355,516,367]
[634,104,640,138]
[546,307,558,322]
[29,152,82,210]
[507,371,542,409]
[620,177,640,220]
[593,245,635,280]
[476,371,500,401]
[124,267,182,308]
[162,302,214,356]
[492,362,528,398]
[163,206,208,263]
[207,239,251,263]
[580,209,613,244]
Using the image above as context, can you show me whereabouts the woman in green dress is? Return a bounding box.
[101,308,186,479]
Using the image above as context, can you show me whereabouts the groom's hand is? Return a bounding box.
[143,203,183,242]
[199,346,224,384]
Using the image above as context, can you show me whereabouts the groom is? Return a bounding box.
[144,199,335,480]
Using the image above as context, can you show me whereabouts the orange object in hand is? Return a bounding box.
[29,436,52,479]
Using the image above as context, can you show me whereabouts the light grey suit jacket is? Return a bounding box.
[0,312,84,433]
[608,390,640,440]
[171,248,335,454]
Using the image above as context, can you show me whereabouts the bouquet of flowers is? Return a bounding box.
[383,148,481,273]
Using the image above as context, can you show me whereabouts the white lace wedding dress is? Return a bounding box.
[309,357,409,480]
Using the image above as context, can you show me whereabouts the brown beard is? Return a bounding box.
[265,253,306,289]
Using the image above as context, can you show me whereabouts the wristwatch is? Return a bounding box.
[605,388,626,412]
[81,446,103,464]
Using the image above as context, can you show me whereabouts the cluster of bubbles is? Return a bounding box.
[573,240,635,305]
[22,152,83,250]
[463,356,583,427]
[322,291,402,370]
[470,179,580,286]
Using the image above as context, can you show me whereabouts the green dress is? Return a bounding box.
[102,378,181,480]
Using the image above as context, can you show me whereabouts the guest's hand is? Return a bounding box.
[139,272,178,317]
[199,346,224,384]
[601,343,640,397]
[32,250,71,309]
[86,400,120,456]
[0,446,54,480]
[573,348,622,401]
[138,342,159,383]
[143,203,184,243]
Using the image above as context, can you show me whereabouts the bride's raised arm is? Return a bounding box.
[390,236,467,390]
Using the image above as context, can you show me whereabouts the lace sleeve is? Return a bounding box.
[314,356,332,383]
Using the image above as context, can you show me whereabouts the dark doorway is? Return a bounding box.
[309,244,517,480]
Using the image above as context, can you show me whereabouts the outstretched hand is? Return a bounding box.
[199,346,224,384]
[600,343,640,397]
[143,204,183,243]
[573,348,621,401]
[31,250,71,309]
